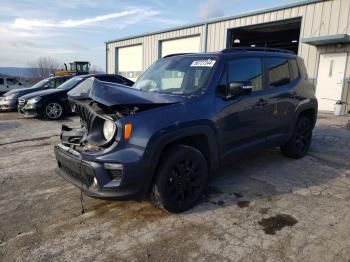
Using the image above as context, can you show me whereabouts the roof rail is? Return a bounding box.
[221,46,295,55]
[163,53,196,58]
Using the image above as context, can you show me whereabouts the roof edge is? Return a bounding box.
[106,0,323,44]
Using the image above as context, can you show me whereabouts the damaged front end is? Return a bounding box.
[54,78,181,199]
[61,77,181,151]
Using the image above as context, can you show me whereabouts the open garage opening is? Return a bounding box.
[228,18,302,54]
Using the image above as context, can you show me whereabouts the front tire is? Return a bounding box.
[281,116,313,159]
[42,101,63,120]
[151,144,208,213]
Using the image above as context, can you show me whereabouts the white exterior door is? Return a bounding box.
[117,45,143,81]
[161,36,201,58]
[316,53,347,111]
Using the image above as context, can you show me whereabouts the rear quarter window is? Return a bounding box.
[289,59,300,81]
[265,57,291,87]
[296,57,308,80]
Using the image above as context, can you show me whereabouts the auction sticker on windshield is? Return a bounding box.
[190,59,216,67]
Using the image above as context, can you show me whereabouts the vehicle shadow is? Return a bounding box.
[188,125,350,214]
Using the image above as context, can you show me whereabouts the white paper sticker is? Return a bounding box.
[190,59,216,67]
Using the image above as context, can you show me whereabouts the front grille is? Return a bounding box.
[73,103,95,131]
[18,99,25,107]
[58,161,94,187]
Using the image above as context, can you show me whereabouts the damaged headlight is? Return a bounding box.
[103,120,116,142]
[27,97,41,104]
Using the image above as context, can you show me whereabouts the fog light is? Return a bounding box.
[104,163,123,181]
[108,169,122,180]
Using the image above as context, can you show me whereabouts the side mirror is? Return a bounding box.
[227,81,253,98]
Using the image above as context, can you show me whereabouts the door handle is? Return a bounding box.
[253,99,268,109]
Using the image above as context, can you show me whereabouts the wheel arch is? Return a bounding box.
[295,102,318,128]
[143,124,220,194]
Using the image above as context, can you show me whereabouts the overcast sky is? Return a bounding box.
[0,0,300,70]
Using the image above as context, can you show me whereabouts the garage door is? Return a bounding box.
[117,45,143,81]
[161,36,201,58]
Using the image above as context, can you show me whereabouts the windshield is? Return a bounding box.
[31,79,49,89]
[132,56,216,95]
[57,76,84,90]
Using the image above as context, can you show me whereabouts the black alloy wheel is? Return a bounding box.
[151,144,208,213]
[281,116,312,159]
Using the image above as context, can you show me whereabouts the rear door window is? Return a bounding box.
[265,58,291,87]
[47,79,56,89]
[227,58,263,92]
[55,78,67,87]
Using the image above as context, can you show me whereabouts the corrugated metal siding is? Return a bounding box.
[205,0,349,80]
[107,25,204,74]
[107,0,350,104]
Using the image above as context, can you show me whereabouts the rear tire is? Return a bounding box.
[281,116,312,159]
[151,144,208,213]
[42,101,63,120]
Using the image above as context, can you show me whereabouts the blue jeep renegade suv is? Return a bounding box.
[54,47,318,213]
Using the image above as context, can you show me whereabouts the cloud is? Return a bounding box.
[0,2,187,68]
[12,9,142,29]
[115,10,162,29]
[198,0,224,19]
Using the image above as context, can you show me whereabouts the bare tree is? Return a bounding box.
[27,56,60,80]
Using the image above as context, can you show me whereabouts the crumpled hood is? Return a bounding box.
[20,88,64,100]
[88,78,187,106]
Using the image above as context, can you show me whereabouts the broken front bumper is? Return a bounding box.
[54,144,143,199]
[17,103,41,117]
[0,98,17,111]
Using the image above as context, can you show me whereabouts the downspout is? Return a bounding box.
[105,43,108,74]
[202,23,208,52]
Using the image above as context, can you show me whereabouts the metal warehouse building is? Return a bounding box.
[106,0,350,112]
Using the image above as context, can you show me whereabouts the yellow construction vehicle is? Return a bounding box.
[54,61,90,76]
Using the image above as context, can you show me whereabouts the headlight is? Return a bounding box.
[5,93,17,100]
[27,97,41,104]
[103,120,116,142]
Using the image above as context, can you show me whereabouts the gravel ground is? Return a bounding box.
[0,112,350,262]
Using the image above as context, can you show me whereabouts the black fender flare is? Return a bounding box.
[142,123,220,193]
[288,99,318,139]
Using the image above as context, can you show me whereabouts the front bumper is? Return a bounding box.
[17,103,41,117]
[54,144,143,199]
[0,98,17,111]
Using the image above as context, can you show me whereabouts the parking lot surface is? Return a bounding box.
[0,112,350,262]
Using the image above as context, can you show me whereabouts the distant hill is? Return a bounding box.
[0,67,36,77]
